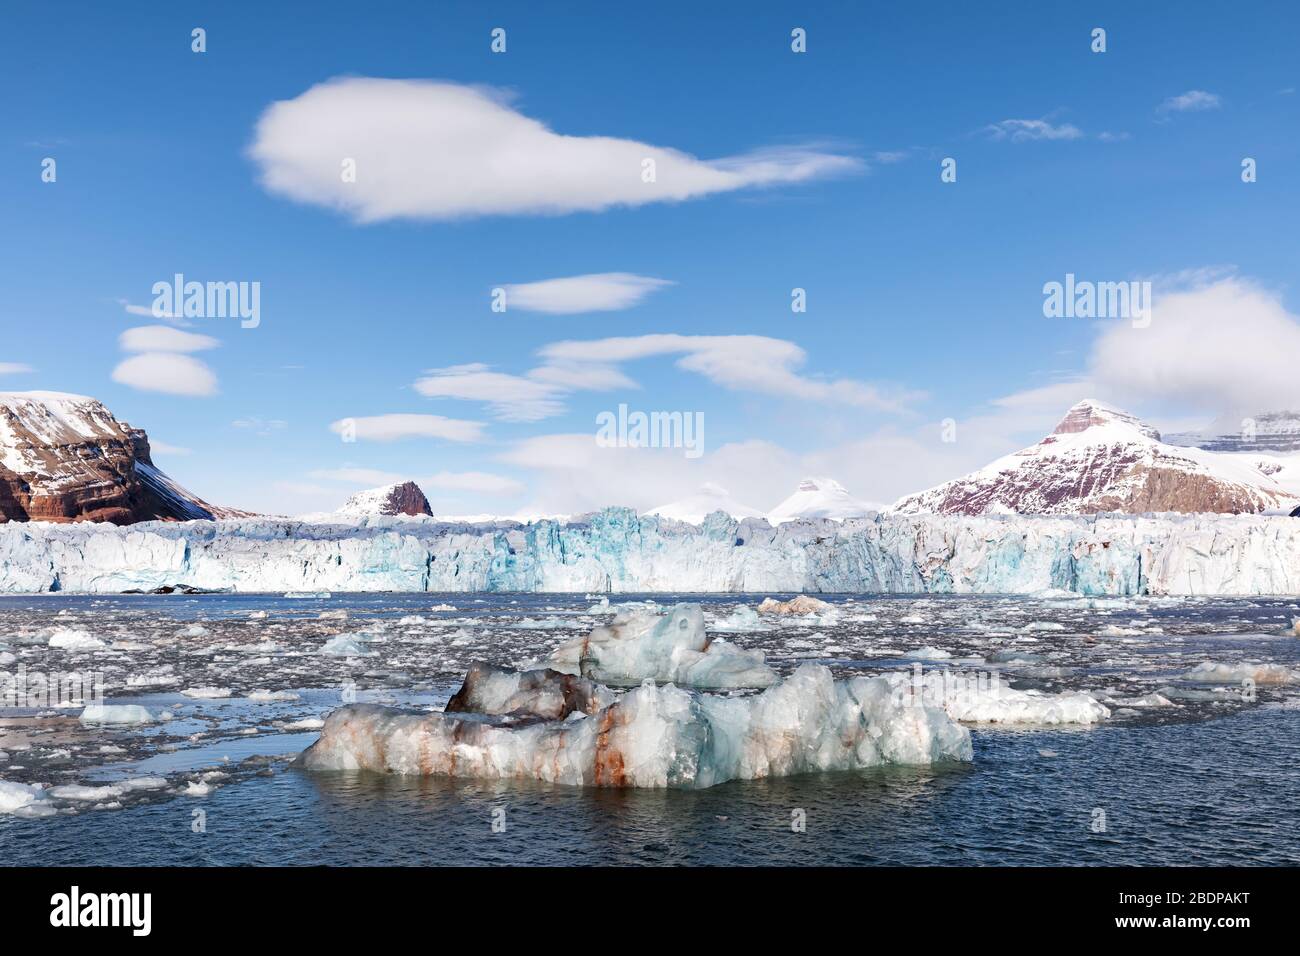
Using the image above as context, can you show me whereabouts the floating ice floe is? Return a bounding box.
[79,703,153,725]
[757,595,832,616]
[0,780,54,817]
[46,628,106,650]
[249,689,299,702]
[547,603,777,689]
[181,686,234,699]
[908,646,952,660]
[1184,662,1297,685]
[883,670,1110,725]
[297,662,972,789]
[710,605,766,633]
[319,633,378,657]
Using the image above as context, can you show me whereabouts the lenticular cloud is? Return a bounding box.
[248,77,859,222]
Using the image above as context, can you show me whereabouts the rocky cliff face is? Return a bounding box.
[0,391,231,524]
[336,481,433,518]
[891,400,1299,516]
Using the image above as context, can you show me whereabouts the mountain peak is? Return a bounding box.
[794,476,846,493]
[1051,399,1161,441]
[892,400,1296,516]
[769,477,878,523]
[337,481,433,518]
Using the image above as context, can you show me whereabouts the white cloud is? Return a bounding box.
[309,466,523,497]
[1089,276,1300,414]
[327,413,485,443]
[147,440,191,456]
[309,467,402,486]
[120,325,219,353]
[1159,90,1222,113]
[982,118,1083,142]
[498,381,1103,516]
[501,273,673,314]
[232,417,288,435]
[539,334,919,411]
[117,298,192,327]
[424,470,524,496]
[413,364,565,422]
[414,335,916,422]
[248,78,860,222]
[111,353,218,396]
[0,363,33,375]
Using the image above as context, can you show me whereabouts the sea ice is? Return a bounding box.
[46,628,106,650]
[0,780,53,817]
[547,603,777,689]
[319,633,377,657]
[79,703,153,725]
[1184,662,1296,684]
[298,663,972,789]
[758,595,833,616]
[884,670,1110,724]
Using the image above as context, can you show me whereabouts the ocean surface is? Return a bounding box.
[2,592,1299,866]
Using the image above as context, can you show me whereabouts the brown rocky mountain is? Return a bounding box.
[0,391,243,524]
[336,481,433,517]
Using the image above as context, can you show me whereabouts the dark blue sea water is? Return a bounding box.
[3,592,1299,865]
[4,707,1297,865]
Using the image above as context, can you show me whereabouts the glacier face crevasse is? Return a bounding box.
[0,508,1297,595]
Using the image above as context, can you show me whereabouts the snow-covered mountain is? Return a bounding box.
[1164,411,1300,502]
[335,481,432,518]
[644,483,764,524]
[768,477,881,523]
[0,391,239,524]
[891,400,1300,516]
[1166,410,1300,454]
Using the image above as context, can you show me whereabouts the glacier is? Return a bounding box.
[1,507,1298,595]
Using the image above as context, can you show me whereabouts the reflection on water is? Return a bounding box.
[8,707,1299,866]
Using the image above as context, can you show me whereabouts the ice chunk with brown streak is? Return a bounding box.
[757,595,833,616]
[547,602,777,689]
[444,662,618,721]
[296,663,972,789]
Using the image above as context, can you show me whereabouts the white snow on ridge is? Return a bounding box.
[768,477,881,523]
[892,400,1298,516]
[645,483,764,524]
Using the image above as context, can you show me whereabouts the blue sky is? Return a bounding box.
[3,1,1298,515]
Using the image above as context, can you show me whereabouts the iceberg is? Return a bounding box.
[297,663,973,789]
[3,508,1300,596]
[444,662,618,720]
[546,603,777,689]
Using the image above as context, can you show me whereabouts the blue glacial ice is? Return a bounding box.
[2,507,1298,595]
